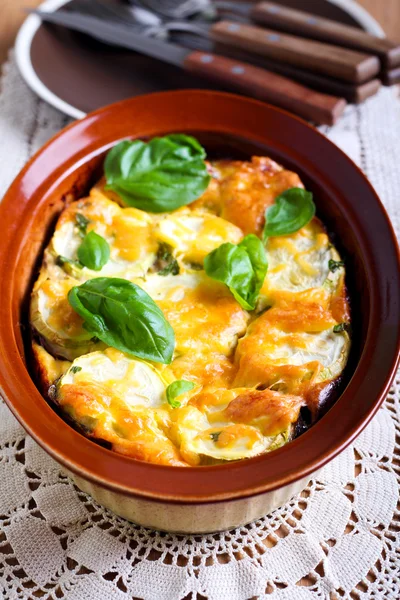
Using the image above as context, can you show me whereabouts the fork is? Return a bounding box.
[73,0,215,34]
[126,0,216,19]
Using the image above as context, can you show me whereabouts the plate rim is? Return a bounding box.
[15,0,386,120]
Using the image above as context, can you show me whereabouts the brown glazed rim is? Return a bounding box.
[0,90,399,505]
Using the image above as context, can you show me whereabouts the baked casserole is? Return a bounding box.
[30,135,350,467]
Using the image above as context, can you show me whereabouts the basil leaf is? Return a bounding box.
[77,231,110,271]
[68,277,175,364]
[76,213,90,238]
[166,380,196,408]
[104,135,210,213]
[238,234,268,299]
[70,366,82,374]
[56,255,83,278]
[333,322,347,333]
[263,188,316,239]
[204,234,268,310]
[328,259,345,273]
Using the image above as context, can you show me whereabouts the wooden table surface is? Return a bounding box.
[1,0,400,66]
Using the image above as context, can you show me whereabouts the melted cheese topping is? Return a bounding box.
[32,156,351,467]
[154,209,243,264]
[138,272,249,356]
[49,190,157,281]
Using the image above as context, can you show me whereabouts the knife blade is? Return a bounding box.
[31,8,346,125]
[32,9,189,66]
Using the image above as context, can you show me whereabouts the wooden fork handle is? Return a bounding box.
[210,20,380,84]
[250,1,400,69]
[184,51,346,125]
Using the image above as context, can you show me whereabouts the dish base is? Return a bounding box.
[65,468,318,533]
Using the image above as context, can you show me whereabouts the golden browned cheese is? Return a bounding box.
[259,299,337,333]
[32,156,351,467]
[330,277,351,323]
[39,279,85,337]
[223,389,305,437]
[32,343,71,391]
[155,279,249,356]
[193,157,303,236]
[169,354,236,388]
[59,381,188,466]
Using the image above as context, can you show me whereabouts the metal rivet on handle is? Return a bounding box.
[267,5,280,13]
[232,66,245,75]
[307,17,318,25]
[200,55,214,63]
[267,33,281,42]
[227,24,240,32]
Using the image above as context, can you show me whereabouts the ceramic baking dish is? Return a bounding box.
[0,90,399,533]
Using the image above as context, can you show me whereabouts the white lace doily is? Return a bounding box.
[0,54,399,600]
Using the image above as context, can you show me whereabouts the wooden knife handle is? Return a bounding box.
[210,20,380,84]
[251,1,400,69]
[184,51,346,125]
[213,41,381,104]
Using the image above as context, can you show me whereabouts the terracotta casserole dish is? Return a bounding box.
[0,90,399,534]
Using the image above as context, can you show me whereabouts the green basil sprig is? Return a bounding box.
[204,234,268,310]
[333,322,348,333]
[155,243,180,276]
[75,213,90,238]
[328,259,345,273]
[104,134,210,213]
[77,231,110,271]
[56,255,83,278]
[68,277,175,364]
[263,188,315,239]
[166,380,196,408]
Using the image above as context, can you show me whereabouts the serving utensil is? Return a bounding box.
[32,8,346,125]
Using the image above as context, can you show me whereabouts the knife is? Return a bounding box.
[31,8,346,125]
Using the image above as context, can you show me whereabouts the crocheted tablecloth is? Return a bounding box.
[0,54,399,600]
